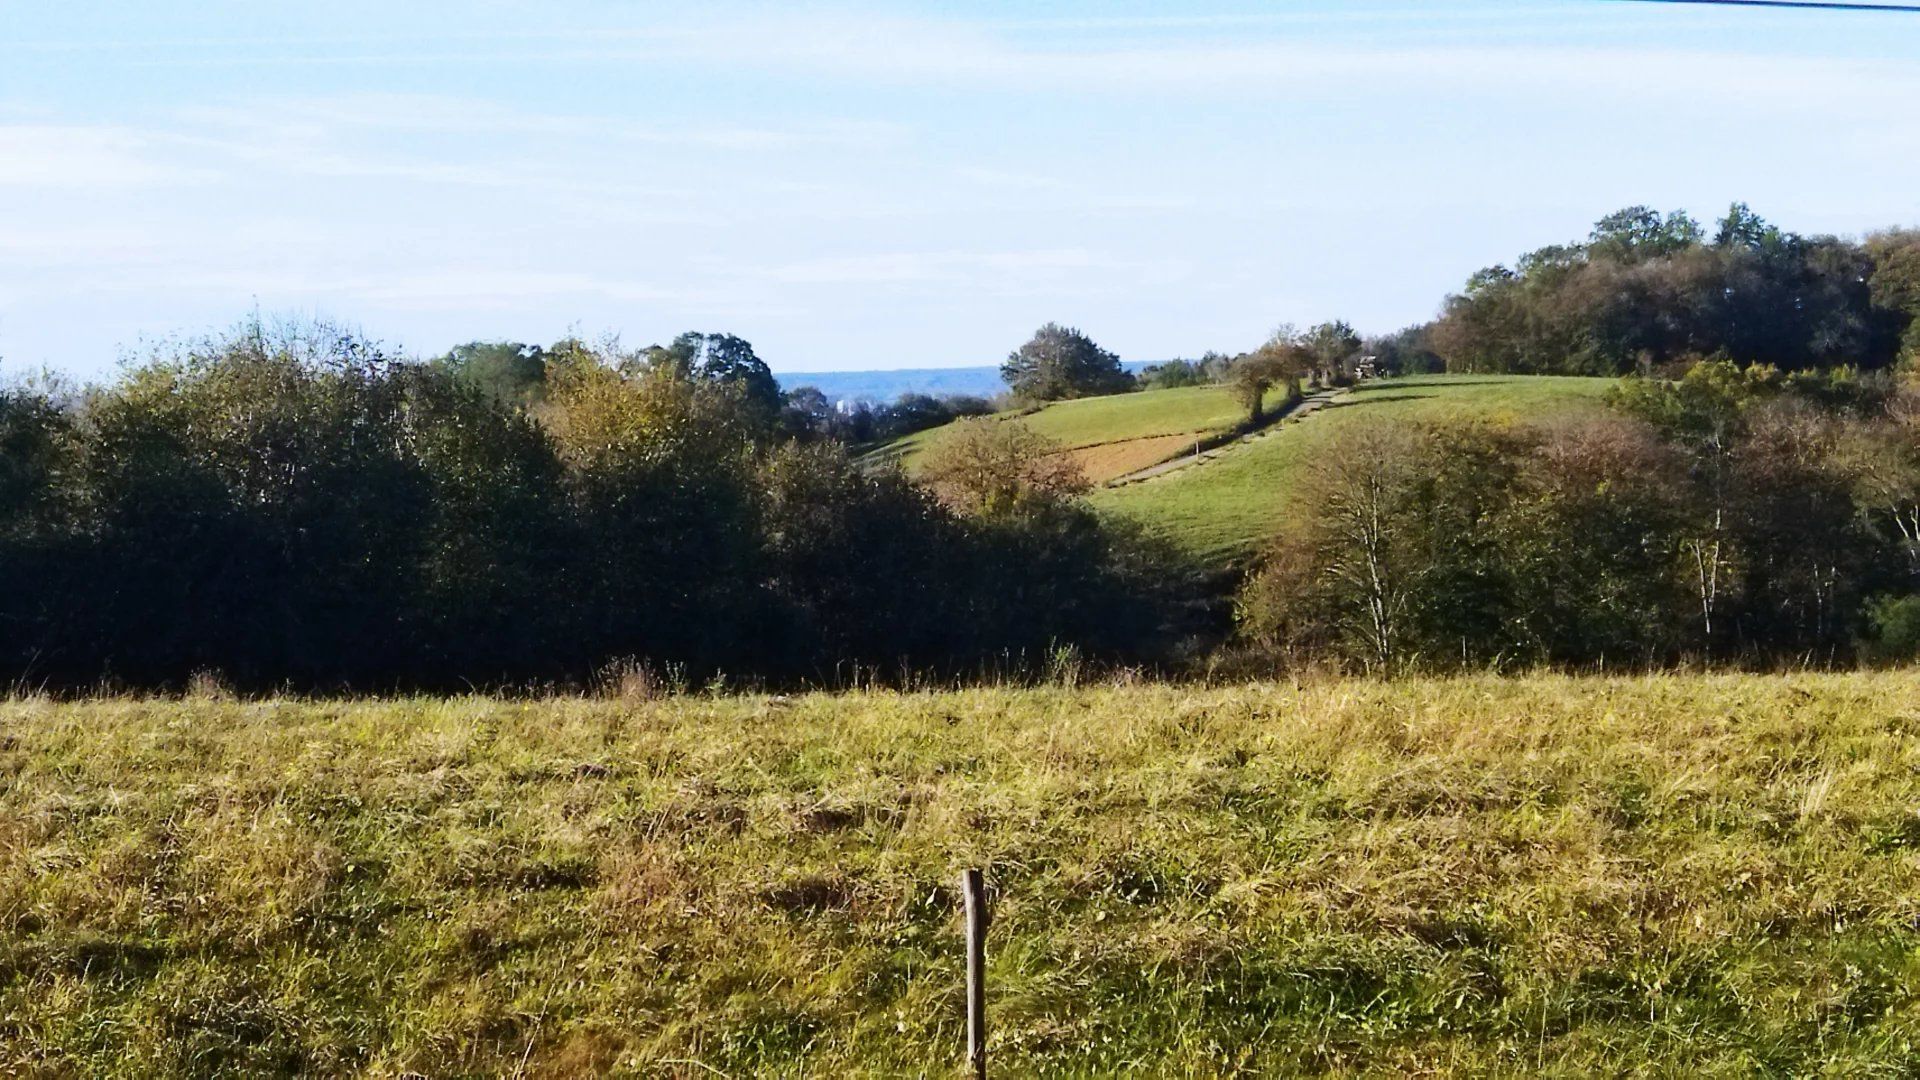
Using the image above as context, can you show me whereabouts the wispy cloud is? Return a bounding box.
[44,8,1913,116]
[958,167,1071,192]
[178,94,904,152]
[4,2,1918,376]
[762,248,1099,285]
[652,12,1920,113]
[0,126,219,187]
[751,248,1196,298]
[0,92,878,216]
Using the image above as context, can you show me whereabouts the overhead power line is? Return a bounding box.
[1603,0,1920,11]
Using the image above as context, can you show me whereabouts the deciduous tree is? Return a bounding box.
[1000,323,1133,402]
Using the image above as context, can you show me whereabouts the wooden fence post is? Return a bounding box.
[962,868,987,1080]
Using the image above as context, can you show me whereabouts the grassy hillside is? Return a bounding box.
[884,383,1291,483]
[8,675,1920,1075]
[1095,374,1614,565]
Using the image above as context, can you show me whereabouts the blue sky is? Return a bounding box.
[4,1,1919,378]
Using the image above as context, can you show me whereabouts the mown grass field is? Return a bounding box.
[885,383,1292,483]
[1093,374,1614,565]
[8,674,1920,1075]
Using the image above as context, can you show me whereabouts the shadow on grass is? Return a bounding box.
[853,445,910,468]
[1318,391,1438,411]
[1374,377,1530,389]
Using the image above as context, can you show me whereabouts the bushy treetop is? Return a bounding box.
[1001,322,1133,402]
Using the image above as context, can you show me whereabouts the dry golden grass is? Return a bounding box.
[6,674,1920,1075]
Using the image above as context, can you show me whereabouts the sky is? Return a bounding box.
[3,1,1919,379]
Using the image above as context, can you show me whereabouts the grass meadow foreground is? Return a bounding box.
[7,675,1920,1075]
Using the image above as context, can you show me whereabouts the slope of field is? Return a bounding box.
[777,361,1159,403]
[1094,374,1614,565]
[8,675,1920,1075]
[1062,433,1203,483]
[883,383,1291,483]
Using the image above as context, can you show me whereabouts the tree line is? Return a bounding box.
[1238,361,1920,671]
[1001,320,1378,433]
[1425,204,1920,376]
[974,205,1920,399]
[1224,205,1920,673]
[0,320,1194,692]
[431,336,998,445]
[11,202,1920,688]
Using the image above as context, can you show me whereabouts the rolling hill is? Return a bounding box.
[884,374,1615,566]
[876,382,1296,485]
[1093,374,1614,564]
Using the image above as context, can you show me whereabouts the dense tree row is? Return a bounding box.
[1428,205,1920,376]
[0,320,1192,691]
[1238,362,1920,670]
[436,336,999,446]
[780,388,997,444]
[1007,206,1920,390]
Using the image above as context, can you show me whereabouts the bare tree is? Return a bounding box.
[1302,422,1424,671]
[1841,392,1920,579]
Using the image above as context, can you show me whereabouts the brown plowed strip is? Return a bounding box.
[1059,433,1205,484]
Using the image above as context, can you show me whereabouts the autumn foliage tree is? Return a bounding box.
[1238,364,1920,670]
[0,319,1185,690]
[917,418,1088,518]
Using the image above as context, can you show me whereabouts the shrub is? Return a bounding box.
[1865,595,1920,663]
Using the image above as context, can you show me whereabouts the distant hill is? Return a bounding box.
[874,373,1615,568]
[873,381,1293,486]
[1093,374,1612,565]
[777,361,1158,403]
